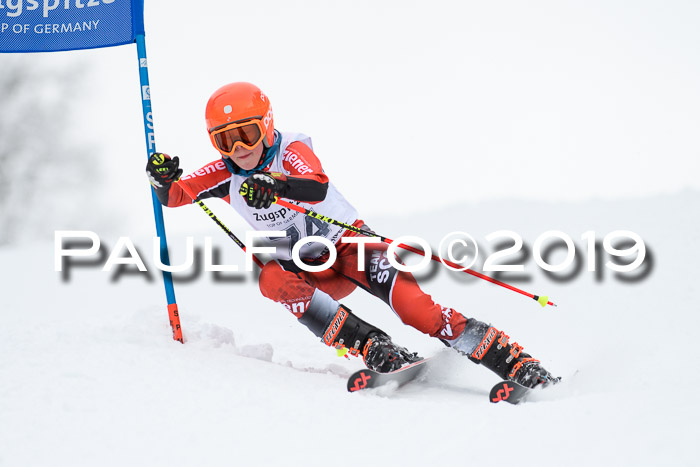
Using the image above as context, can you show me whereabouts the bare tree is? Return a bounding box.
[0,55,98,245]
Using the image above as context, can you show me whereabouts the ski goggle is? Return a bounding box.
[209,119,266,156]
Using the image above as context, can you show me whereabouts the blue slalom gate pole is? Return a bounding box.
[135,33,183,343]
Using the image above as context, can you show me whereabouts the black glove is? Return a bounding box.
[239,173,283,209]
[146,153,183,188]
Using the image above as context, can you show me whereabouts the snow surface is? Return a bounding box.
[1,191,699,466]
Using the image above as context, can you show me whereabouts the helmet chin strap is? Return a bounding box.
[222,130,281,176]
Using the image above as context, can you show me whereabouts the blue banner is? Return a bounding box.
[0,0,144,53]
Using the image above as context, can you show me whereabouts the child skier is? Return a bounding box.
[146,82,558,388]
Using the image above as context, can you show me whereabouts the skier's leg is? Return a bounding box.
[445,319,559,387]
[333,238,467,339]
[334,229,558,387]
[258,260,419,372]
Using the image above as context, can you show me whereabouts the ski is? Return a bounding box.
[347,358,430,392]
[489,380,531,404]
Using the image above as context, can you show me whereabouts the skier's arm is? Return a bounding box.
[273,141,329,202]
[240,142,330,209]
[147,153,231,207]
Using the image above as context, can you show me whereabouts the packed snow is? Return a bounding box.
[1,191,698,466]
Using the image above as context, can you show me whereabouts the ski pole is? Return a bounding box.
[268,196,556,307]
[174,180,264,269]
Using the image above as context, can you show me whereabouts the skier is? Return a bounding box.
[146,82,558,388]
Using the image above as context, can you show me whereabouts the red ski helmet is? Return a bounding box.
[205,82,275,155]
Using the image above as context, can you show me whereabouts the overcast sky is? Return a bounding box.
[3,0,699,235]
